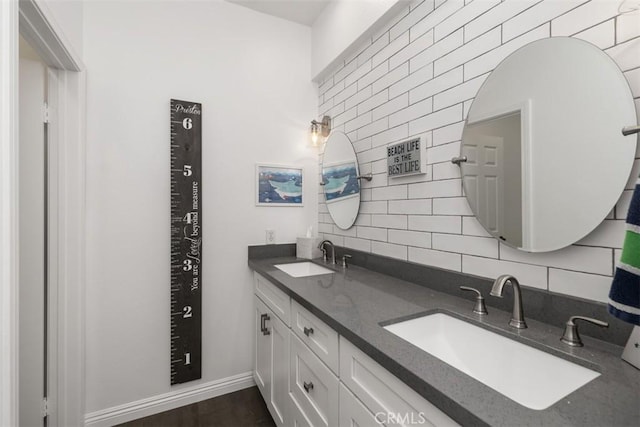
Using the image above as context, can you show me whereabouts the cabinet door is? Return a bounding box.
[269,310,289,427]
[255,297,271,400]
[339,383,383,427]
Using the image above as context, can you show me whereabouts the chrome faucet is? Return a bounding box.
[318,240,336,264]
[490,275,527,329]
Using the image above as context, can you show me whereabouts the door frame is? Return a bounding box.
[1,0,86,425]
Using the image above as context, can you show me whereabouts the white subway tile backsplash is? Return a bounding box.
[572,19,615,50]
[345,111,372,133]
[345,236,373,252]
[389,229,432,248]
[500,243,613,276]
[372,241,408,260]
[606,37,640,72]
[464,0,540,42]
[616,11,640,43]
[389,63,435,98]
[432,196,472,215]
[372,214,408,229]
[317,0,633,304]
[433,72,487,110]
[372,93,409,121]
[411,0,465,41]
[462,255,548,290]
[372,124,410,148]
[333,82,358,105]
[551,0,619,37]
[548,269,612,303]
[409,178,462,198]
[432,161,461,180]
[433,233,498,257]
[427,141,460,164]
[359,90,390,115]
[502,0,585,42]
[462,216,491,237]
[410,66,463,104]
[357,226,388,241]
[390,30,435,70]
[409,103,463,135]
[464,24,550,80]
[389,199,433,214]
[373,31,411,68]
[392,0,436,40]
[433,120,465,145]
[358,62,390,91]
[389,98,433,127]
[434,27,501,76]
[409,246,462,271]
[410,29,464,72]
[372,185,409,200]
[434,0,500,41]
[576,220,626,249]
[409,215,461,233]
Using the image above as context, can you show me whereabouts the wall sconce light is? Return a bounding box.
[310,115,331,147]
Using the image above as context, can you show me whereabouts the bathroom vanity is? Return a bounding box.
[249,252,640,426]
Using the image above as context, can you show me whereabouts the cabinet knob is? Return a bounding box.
[260,313,271,336]
[303,326,314,337]
[303,381,314,393]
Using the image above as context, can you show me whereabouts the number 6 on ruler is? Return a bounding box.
[182,118,193,130]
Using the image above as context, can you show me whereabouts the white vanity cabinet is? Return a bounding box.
[254,273,291,427]
[253,271,459,427]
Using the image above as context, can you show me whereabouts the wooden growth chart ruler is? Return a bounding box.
[170,99,202,385]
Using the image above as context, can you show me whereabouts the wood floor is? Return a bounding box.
[116,387,276,427]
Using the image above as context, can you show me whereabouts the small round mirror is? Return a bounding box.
[322,131,361,229]
[461,37,637,252]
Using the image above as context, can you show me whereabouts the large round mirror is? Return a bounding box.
[322,131,361,229]
[461,37,637,252]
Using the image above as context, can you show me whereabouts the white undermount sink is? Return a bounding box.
[383,312,600,410]
[274,262,334,278]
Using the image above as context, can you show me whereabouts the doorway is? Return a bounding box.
[19,34,49,427]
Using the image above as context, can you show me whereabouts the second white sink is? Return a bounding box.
[383,312,600,410]
[274,262,334,278]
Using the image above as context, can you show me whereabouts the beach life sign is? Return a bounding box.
[387,137,425,178]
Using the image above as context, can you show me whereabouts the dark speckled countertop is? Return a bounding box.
[249,256,640,427]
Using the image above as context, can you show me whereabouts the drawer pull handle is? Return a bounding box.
[260,313,271,336]
[303,326,314,337]
[303,381,314,393]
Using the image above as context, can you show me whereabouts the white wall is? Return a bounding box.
[39,0,83,59]
[83,0,317,414]
[317,0,640,303]
[312,0,407,81]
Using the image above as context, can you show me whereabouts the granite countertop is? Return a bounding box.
[248,256,640,427]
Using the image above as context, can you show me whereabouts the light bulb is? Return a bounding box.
[310,122,320,146]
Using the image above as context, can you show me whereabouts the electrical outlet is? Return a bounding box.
[266,229,276,245]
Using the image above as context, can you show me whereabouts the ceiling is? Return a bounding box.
[226,0,330,26]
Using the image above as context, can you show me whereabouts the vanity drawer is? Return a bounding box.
[339,383,382,427]
[255,272,290,325]
[290,332,339,427]
[287,393,312,427]
[339,337,459,427]
[290,299,339,374]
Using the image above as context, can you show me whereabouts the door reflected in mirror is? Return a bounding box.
[461,37,637,252]
[322,132,361,229]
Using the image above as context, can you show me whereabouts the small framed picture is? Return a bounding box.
[321,161,360,203]
[256,164,303,206]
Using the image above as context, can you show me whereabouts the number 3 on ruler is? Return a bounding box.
[183,259,192,271]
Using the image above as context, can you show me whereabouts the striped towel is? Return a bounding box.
[609,174,640,325]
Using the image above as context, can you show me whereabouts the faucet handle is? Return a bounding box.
[561,316,609,347]
[319,246,328,262]
[341,254,352,268]
[459,286,488,315]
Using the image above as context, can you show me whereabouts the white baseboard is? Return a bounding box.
[84,371,255,427]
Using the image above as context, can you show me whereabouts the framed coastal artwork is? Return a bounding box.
[256,164,304,206]
[321,161,360,203]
